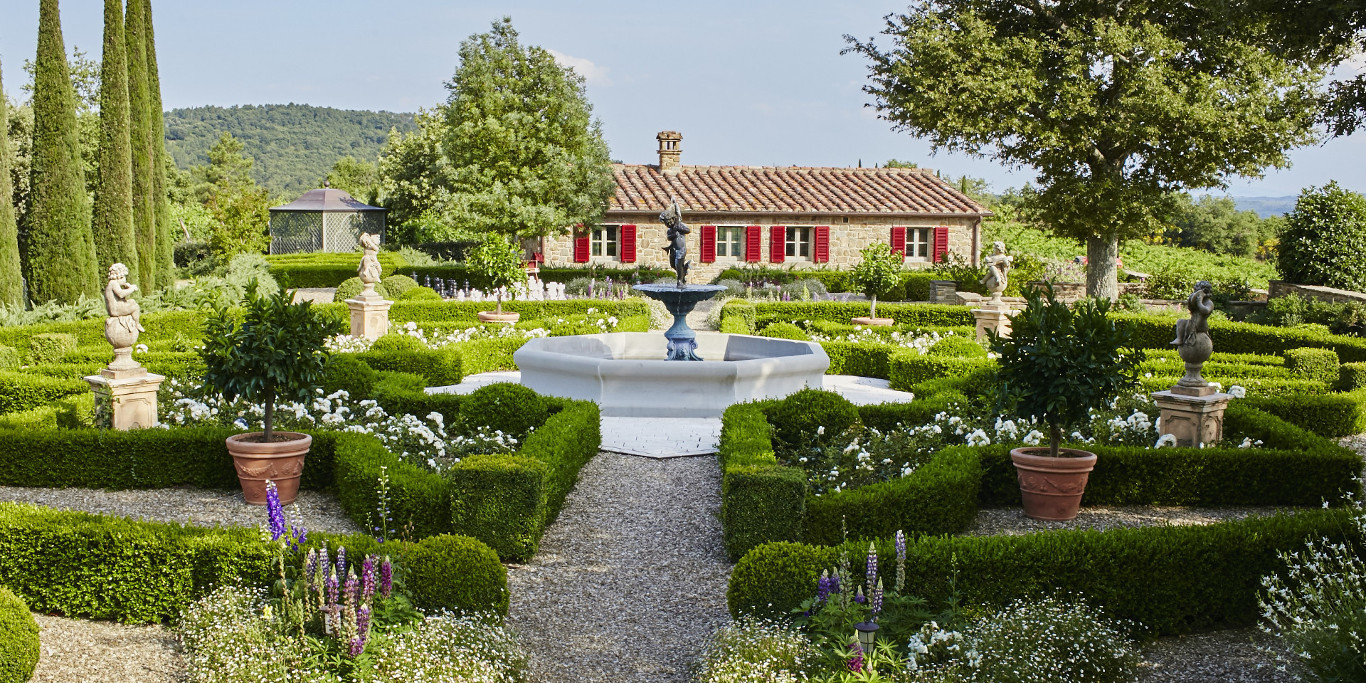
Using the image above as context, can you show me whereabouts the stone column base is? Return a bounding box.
[1152,389,1230,448]
[346,296,394,340]
[85,369,165,430]
[972,307,1012,341]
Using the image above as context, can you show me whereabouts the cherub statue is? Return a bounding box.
[357,232,383,297]
[659,199,691,288]
[103,263,145,370]
[978,241,1012,306]
[1172,281,1213,348]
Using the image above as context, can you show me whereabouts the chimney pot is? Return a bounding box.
[656,131,682,176]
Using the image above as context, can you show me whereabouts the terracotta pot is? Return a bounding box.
[851,316,895,327]
[226,432,312,505]
[477,311,520,325]
[1009,447,1097,521]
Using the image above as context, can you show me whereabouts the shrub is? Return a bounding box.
[28,332,77,364]
[0,371,87,414]
[759,322,810,341]
[695,618,820,683]
[1284,347,1341,386]
[1241,390,1366,438]
[369,332,425,354]
[1277,181,1366,291]
[321,354,380,398]
[927,335,987,358]
[0,346,18,370]
[381,274,419,298]
[0,586,38,683]
[398,286,442,301]
[460,383,547,440]
[401,534,509,616]
[957,597,1139,683]
[465,235,524,315]
[766,389,858,454]
[1342,362,1366,391]
[888,351,995,391]
[333,276,390,302]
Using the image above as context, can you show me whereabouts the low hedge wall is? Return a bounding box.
[740,302,973,332]
[1343,362,1366,391]
[0,585,38,683]
[710,267,937,302]
[0,502,506,623]
[727,508,1360,637]
[1115,312,1366,361]
[0,371,89,415]
[1241,389,1366,438]
[270,258,672,289]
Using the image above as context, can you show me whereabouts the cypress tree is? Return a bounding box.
[27,0,99,304]
[0,60,23,307]
[142,0,176,287]
[92,0,137,284]
[125,0,155,291]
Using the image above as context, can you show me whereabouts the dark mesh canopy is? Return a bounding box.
[269,188,386,254]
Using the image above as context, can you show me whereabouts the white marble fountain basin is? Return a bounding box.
[513,332,829,418]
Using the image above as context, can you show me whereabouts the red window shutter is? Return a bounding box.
[700,225,717,263]
[813,226,830,263]
[745,225,762,262]
[890,226,907,260]
[770,225,786,263]
[573,228,590,263]
[932,226,950,263]
[620,224,637,263]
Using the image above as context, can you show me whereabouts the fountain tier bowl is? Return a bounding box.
[514,332,829,418]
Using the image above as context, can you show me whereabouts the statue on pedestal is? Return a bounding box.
[978,241,1012,307]
[1172,281,1215,388]
[357,232,383,298]
[659,199,691,288]
[103,263,145,373]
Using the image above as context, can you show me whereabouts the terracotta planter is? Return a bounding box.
[1009,447,1097,521]
[226,432,312,505]
[477,311,520,325]
[851,316,895,327]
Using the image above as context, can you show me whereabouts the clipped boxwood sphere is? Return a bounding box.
[333,277,390,303]
[928,335,988,359]
[368,333,425,354]
[760,322,811,341]
[769,388,858,451]
[381,274,419,298]
[402,534,509,616]
[0,586,39,683]
[460,383,547,440]
[321,355,379,398]
[398,287,442,301]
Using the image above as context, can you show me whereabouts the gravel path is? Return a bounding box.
[965,504,1296,536]
[32,614,184,683]
[1139,627,1290,682]
[0,485,364,536]
[506,452,731,683]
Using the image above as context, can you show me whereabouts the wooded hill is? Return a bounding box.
[163,103,415,195]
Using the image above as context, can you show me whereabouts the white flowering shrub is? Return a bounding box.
[1258,497,1366,681]
[365,611,527,682]
[326,321,546,353]
[177,586,338,683]
[696,618,821,683]
[807,327,957,355]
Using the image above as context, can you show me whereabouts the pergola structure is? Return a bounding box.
[269,185,386,254]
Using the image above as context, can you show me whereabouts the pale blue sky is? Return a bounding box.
[1,0,1361,198]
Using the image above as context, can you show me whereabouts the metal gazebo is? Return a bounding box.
[268,185,386,254]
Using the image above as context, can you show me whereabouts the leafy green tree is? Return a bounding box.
[22,45,99,113]
[92,0,137,282]
[1241,1,1366,137]
[378,108,455,236]
[327,155,380,204]
[849,241,903,319]
[5,99,33,240]
[26,0,99,304]
[197,133,271,260]
[465,234,525,315]
[0,61,22,307]
[846,1,1326,299]
[125,0,156,291]
[1165,194,1278,259]
[1276,182,1366,292]
[140,0,176,288]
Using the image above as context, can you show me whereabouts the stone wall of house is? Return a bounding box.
[541,213,981,281]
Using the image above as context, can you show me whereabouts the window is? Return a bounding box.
[785,227,811,258]
[591,225,619,258]
[907,228,931,261]
[717,226,745,258]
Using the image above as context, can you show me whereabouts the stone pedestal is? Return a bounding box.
[1152,388,1230,448]
[346,295,393,340]
[85,366,164,430]
[972,307,1012,341]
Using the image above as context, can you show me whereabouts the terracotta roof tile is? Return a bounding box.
[608,164,990,216]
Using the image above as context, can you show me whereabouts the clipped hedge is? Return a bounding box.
[1115,312,1366,361]
[888,351,995,391]
[0,585,38,683]
[28,332,77,364]
[0,502,507,623]
[0,371,88,415]
[739,302,973,330]
[271,259,673,289]
[710,268,936,302]
[1343,362,1366,391]
[0,346,20,370]
[1240,389,1366,439]
[1285,347,1341,386]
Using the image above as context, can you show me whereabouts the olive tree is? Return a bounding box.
[849,241,903,319]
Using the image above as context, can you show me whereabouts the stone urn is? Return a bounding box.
[851,316,895,327]
[1009,447,1097,521]
[225,432,312,505]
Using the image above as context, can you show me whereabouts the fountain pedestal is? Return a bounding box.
[632,284,727,361]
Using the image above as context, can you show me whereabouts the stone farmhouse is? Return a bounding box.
[539,131,992,280]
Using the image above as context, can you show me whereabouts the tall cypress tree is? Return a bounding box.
[27,0,99,304]
[142,0,176,287]
[125,0,155,291]
[0,60,23,307]
[92,0,137,284]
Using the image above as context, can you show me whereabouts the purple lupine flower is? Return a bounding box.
[854,585,866,604]
[343,568,359,609]
[380,555,393,599]
[895,530,906,593]
[348,637,365,658]
[305,548,318,583]
[871,578,884,621]
[361,555,376,602]
[290,525,307,553]
[816,571,839,603]
[865,542,878,599]
[325,566,339,607]
[265,481,286,542]
[848,646,864,673]
[336,546,347,577]
[357,604,371,639]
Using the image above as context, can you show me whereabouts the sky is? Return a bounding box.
[1,0,1362,199]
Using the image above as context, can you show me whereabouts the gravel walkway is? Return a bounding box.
[0,485,364,536]
[506,451,731,683]
[1139,627,1290,682]
[32,614,184,683]
[965,504,1296,536]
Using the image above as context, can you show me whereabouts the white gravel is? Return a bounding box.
[31,613,184,683]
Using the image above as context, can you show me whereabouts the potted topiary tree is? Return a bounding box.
[849,242,904,326]
[201,283,340,505]
[468,235,526,324]
[989,283,1142,520]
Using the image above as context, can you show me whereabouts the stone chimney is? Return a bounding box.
[656,131,682,176]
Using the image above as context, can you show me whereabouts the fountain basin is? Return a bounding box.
[514,332,829,417]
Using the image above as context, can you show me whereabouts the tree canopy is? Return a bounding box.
[845,0,1328,299]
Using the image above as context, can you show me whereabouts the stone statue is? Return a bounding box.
[1172,280,1215,388]
[357,232,383,297]
[978,241,1012,306]
[102,263,145,372]
[659,199,691,288]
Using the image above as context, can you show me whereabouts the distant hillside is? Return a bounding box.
[164,104,416,196]
[1231,196,1296,218]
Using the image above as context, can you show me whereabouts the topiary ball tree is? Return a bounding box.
[1277,181,1366,292]
[989,283,1142,457]
[461,382,547,441]
[849,241,904,319]
[200,282,341,440]
[466,235,525,314]
[768,388,859,454]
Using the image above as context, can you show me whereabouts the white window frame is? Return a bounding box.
[907,227,931,261]
[717,226,745,259]
[785,226,811,260]
[591,225,619,259]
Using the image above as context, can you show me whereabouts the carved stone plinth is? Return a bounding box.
[346,296,393,341]
[85,369,164,430]
[1152,389,1230,448]
[972,307,1012,341]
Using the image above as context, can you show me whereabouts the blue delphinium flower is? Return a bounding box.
[866,542,878,599]
[265,481,286,542]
